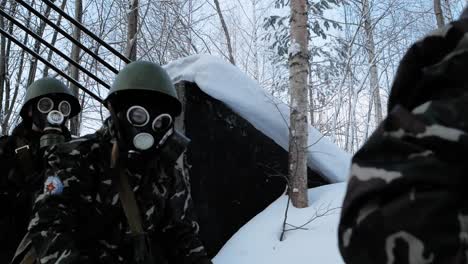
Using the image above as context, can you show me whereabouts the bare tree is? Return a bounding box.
[362,0,383,126]
[252,0,260,80]
[43,0,68,77]
[434,0,445,28]
[0,0,8,134]
[1,1,27,134]
[69,0,83,135]
[0,0,453,149]
[26,2,54,86]
[442,0,454,22]
[213,0,235,65]
[288,0,309,208]
[126,0,139,61]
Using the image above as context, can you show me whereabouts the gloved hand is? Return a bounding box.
[388,8,468,112]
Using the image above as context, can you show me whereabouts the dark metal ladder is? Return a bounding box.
[0,0,131,104]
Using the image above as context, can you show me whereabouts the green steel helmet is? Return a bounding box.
[20,77,81,119]
[105,61,182,116]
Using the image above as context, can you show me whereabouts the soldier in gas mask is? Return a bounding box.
[0,77,80,263]
[26,61,212,264]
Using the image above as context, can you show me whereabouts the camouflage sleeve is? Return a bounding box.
[160,162,212,264]
[338,97,468,263]
[27,144,92,264]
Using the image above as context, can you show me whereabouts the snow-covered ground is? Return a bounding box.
[213,183,346,264]
[164,55,351,182]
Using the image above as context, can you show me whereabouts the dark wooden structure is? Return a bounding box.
[178,82,328,256]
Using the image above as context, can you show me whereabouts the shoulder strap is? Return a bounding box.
[110,143,153,263]
[114,167,144,234]
[111,142,144,234]
[10,234,37,264]
[18,249,36,264]
[13,136,36,184]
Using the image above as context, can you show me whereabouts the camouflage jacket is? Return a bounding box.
[27,120,211,264]
[338,97,468,263]
[0,123,46,263]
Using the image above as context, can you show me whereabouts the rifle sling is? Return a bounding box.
[10,234,36,264]
[114,167,144,235]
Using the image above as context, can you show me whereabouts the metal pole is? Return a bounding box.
[14,0,120,74]
[41,0,131,64]
[0,8,110,89]
[0,28,104,104]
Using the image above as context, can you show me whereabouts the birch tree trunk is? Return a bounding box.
[362,0,382,127]
[252,0,259,80]
[126,0,139,61]
[26,2,54,86]
[3,22,31,133]
[69,0,83,136]
[434,0,445,28]
[1,1,20,134]
[213,0,235,65]
[43,0,68,77]
[308,68,314,126]
[0,0,7,133]
[288,0,309,208]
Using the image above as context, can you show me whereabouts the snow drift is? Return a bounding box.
[164,55,351,182]
[213,183,346,264]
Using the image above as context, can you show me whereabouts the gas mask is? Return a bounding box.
[115,105,175,155]
[32,96,72,149]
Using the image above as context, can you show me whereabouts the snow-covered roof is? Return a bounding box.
[164,55,351,183]
[213,183,346,264]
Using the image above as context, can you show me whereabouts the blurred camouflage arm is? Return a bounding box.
[160,164,212,264]
[338,98,468,263]
[0,136,17,262]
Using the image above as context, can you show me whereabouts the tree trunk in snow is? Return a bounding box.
[434,0,445,28]
[308,69,314,126]
[213,0,235,65]
[362,0,382,127]
[288,0,309,208]
[126,0,139,61]
[69,0,83,136]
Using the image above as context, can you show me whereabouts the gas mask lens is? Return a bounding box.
[58,101,71,116]
[127,106,149,127]
[133,133,155,150]
[47,110,64,125]
[37,97,54,113]
[152,114,172,132]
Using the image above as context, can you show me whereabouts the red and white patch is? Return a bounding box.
[44,176,64,195]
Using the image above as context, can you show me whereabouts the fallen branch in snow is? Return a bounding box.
[258,163,293,242]
[260,163,337,241]
[280,202,341,241]
[279,193,292,242]
[257,162,291,242]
